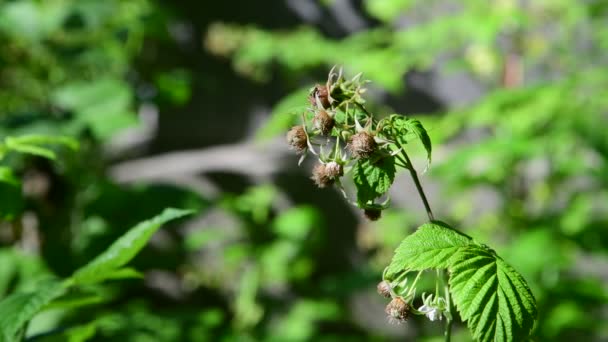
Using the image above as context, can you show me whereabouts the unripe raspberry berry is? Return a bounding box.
[313,110,335,135]
[377,281,392,298]
[311,162,342,188]
[309,84,331,108]
[364,208,382,221]
[385,297,410,324]
[348,132,377,159]
[311,164,331,188]
[286,125,308,154]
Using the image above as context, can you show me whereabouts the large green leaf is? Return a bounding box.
[70,208,193,285]
[385,222,471,277]
[386,222,537,342]
[450,250,537,342]
[352,156,396,205]
[0,280,66,342]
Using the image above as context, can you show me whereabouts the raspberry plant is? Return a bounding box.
[287,68,538,342]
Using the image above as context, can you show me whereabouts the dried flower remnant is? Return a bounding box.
[309,84,331,108]
[348,132,377,159]
[324,161,343,179]
[313,110,335,135]
[385,297,410,324]
[311,162,343,188]
[286,125,308,154]
[377,281,392,298]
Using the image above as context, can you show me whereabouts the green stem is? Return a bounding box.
[356,101,452,340]
[399,145,454,341]
[444,283,453,342]
[399,147,434,221]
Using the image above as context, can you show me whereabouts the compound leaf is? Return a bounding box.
[386,222,537,342]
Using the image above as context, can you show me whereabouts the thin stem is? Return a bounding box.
[398,143,453,341]
[398,146,434,221]
[394,154,408,168]
[444,282,453,342]
[445,310,453,341]
[395,161,407,169]
[356,101,452,340]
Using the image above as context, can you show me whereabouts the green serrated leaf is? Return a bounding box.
[386,115,432,167]
[70,208,194,285]
[403,118,432,166]
[352,156,396,205]
[0,279,66,341]
[386,222,537,341]
[385,222,472,278]
[450,253,537,342]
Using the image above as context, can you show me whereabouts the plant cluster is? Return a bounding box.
[287,68,432,222]
[287,69,538,342]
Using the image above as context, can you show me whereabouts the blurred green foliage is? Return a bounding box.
[0,0,607,341]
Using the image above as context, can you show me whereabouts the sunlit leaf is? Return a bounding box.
[386,222,537,342]
[352,156,396,205]
[71,208,194,285]
[0,279,66,341]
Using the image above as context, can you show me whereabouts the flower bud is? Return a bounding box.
[364,208,382,221]
[348,132,377,159]
[385,297,410,324]
[286,125,308,154]
[377,281,392,298]
[309,84,331,109]
[313,110,335,135]
[311,162,343,188]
